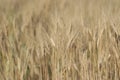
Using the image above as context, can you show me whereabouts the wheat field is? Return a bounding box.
[0,0,120,80]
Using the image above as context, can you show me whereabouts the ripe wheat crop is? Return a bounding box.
[0,0,120,80]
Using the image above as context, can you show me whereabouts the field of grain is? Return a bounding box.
[0,0,120,80]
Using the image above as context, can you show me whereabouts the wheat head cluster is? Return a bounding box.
[0,0,120,80]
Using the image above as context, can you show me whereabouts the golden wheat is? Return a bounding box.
[0,0,120,80]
